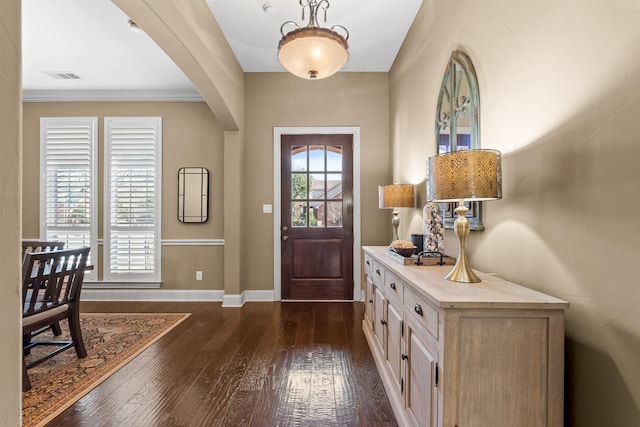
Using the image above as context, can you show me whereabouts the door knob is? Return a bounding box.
[282,225,288,231]
[282,235,288,240]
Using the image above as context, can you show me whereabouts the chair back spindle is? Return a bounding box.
[21,240,65,262]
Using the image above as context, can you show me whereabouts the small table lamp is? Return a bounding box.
[426,149,502,283]
[378,184,415,242]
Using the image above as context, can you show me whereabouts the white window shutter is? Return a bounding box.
[40,117,98,268]
[104,117,162,282]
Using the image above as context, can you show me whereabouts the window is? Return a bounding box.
[40,117,98,269]
[40,117,162,284]
[104,117,162,282]
[290,144,344,228]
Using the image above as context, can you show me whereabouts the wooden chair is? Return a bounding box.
[22,247,90,392]
[21,241,67,336]
[21,240,66,262]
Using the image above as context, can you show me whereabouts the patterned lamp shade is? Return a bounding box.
[427,149,502,202]
[378,184,415,209]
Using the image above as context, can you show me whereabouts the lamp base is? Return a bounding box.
[391,209,400,242]
[445,255,481,283]
[446,202,481,283]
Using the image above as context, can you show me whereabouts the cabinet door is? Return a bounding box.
[386,299,403,392]
[364,274,375,330]
[405,319,438,427]
[373,284,386,354]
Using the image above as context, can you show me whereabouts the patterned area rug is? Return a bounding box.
[22,312,190,427]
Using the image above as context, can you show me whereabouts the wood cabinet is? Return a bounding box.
[385,297,403,393]
[405,315,438,427]
[362,246,568,427]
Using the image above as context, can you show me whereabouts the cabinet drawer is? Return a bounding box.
[364,253,374,274]
[404,287,439,340]
[371,260,384,285]
[384,270,404,302]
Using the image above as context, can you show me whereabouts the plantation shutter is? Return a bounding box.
[40,117,98,267]
[104,117,162,282]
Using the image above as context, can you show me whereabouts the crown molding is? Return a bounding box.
[22,89,204,103]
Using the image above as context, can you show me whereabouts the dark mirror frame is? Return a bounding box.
[178,167,209,223]
[434,50,484,230]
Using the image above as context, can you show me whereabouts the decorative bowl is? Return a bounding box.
[392,246,416,257]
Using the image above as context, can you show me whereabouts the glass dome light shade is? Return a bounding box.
[278,27,349,80]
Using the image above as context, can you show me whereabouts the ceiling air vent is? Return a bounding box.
[44,72,82,80]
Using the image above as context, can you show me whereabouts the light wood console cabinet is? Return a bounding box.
[362,246,569,427]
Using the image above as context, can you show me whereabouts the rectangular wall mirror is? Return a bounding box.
[178,167,209,223]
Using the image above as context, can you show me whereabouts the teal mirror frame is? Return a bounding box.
[434,50,484,230]
[178,167,209,223]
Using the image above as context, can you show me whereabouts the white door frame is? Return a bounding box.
[273,127,361,301]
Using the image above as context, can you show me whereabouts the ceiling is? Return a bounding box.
[22,0,422,95]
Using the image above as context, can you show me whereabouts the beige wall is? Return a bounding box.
[21,72,392,298]
[243,72,392,291]
[22,102,226,291]
[0,0,22,423]
[391,0,640,425]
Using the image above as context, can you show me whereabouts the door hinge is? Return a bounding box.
[435,362,439,387]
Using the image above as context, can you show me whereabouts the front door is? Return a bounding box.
[280,134,354,300]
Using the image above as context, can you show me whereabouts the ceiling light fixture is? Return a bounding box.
[278,0,349,80]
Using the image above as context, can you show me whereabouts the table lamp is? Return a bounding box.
[426,149,502,283]
[378,184,415,242]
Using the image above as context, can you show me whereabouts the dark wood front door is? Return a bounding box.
[281,134,354,300]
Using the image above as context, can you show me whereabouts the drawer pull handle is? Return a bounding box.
[390,282,396,290]
[366,260,370,266]
[376,269,381,276]
[414,303,424,316]
[381,319,387,326]
[401,354,408,361]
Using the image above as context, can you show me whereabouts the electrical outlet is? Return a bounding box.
[196,271,203,281]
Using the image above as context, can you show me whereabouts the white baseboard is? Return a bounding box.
[82,289,276,305]
[221,293,244,307]
[222,290,276,307]
[81,289,224,302]
[245,290,276,302]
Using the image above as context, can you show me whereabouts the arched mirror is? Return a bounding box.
[435,50,484,230]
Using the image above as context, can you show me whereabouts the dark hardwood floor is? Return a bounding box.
[47,301,397,427]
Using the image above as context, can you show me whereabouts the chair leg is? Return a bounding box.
[23,356,32,392]
[23,333,32,355]
[68,310,87,358]
[51,321,62,336]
